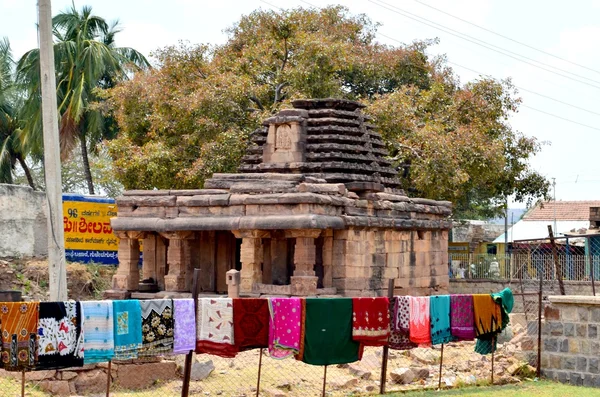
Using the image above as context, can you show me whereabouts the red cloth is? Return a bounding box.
[233,298,269,351]
[195,340,238,358]
[352,297,390,346]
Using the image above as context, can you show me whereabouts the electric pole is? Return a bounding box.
[39,0,67,300]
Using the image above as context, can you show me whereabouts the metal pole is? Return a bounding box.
[256,348,263,397]
[379,278,394,395]
[322,365,327,397]
[590,237,596,296]
[38,0,67,301]
[21,370,25,397]
[106,360,112,397]
[181,269,201,397]
[548,225,565,295]
[537,289,542,378]
[438,344,444,390]
[491,336,495,385]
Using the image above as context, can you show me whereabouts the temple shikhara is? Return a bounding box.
[108,99,452,297]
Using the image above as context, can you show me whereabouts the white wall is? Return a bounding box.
[0,184,48,257]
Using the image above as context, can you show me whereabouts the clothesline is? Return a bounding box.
[0,289,513,372]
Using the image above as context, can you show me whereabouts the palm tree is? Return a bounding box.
[0,38,35,188]
[17,5,149,194]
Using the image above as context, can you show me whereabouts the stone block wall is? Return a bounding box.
[332,228,448,297]
[540,296,600,387]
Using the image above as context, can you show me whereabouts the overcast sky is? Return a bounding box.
[2,0,599,205]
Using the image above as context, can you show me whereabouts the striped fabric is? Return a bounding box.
[81,301,114,364]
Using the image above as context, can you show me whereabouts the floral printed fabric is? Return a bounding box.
[139,299,174,356]
[81,301,114,364]
[409,296,431,345]
[351,297,390,346]
[268,298,302,359]
[173,299,196,354]
[196,298,237,358]
[389,296,417,351]
[0,302,39,370]
[37,302,83,369]
[112,300,142,360]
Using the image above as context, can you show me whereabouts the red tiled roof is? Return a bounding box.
[524,200,600,221]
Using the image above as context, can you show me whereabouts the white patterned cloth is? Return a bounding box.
[196,298,234,345]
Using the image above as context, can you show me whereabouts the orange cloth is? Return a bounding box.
[0,302,39,370]
[472,294,502,337]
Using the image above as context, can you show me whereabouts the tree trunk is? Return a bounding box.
[17,155,35,190]
[79,136,95,195]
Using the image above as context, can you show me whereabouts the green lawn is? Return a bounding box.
[388,380,600,397]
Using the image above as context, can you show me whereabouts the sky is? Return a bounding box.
[1,0,600,205]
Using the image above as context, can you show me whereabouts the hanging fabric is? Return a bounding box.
[268,297,302,359]
[389,296,417,351]
[450,294,475,341]
[409,296,431,345]
[429,295,454,345]
[0,302,39,370]
[139,299,174,356]
[173,299,196,354]
[81,301,114,364]
[36,302,84,369]
[196,298,237,358]
[112,300,142,360]
[233,298,269,351]
[351,297,390,346]
[303,298,361,366]
[475,288,514,354]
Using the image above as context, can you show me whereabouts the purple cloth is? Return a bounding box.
[173,299,196,354]
[450,294,476,341]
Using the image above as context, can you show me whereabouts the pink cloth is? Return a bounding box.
[409,296,431,345]
[268,298,302,359]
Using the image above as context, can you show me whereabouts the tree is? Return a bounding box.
[16,5,149,195]
[0,38,35,188]
[106,6,549,218]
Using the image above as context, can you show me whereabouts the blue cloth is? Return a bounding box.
[112,300,143,360]
[81,301,114,364]
[429,295,454,345]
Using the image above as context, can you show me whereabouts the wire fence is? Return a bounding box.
[450,234,600,291]
[0,291,541,397]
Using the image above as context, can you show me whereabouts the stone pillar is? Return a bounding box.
[112,231,145,291]
[322,230,333,288]
[226,269,241,298]
[287,230,321,296]
[160,231,196,292]
[141,234,157,282]
[233,230,269,294]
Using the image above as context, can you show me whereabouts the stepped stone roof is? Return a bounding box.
[239,98,402,192]
[111,99,452,233]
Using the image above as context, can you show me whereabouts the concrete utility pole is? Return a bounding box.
[39,0,67,300]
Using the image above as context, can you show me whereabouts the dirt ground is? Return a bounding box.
[0,257,116,301]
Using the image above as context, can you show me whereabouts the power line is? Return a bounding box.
[442,60,600,117]
[368,0,600,90]
[266,1,600,131]
[412,0,600,76]
[521,105,600,132]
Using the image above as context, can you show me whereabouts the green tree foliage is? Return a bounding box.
[106,6,549,218]
[16,5,149,195]
[0,38,35,188]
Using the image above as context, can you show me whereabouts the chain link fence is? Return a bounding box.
[0,293,540,397]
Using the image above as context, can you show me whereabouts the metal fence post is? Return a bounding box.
[379,278,394,395]
[537,289,542,378]
[181,269,201,397]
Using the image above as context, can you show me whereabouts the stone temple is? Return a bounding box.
[109,98,452,297]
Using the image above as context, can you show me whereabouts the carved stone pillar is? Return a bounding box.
[233,230,269,294]
[112,231,146,291]
[287,230,321,296]
[160,231,196,292]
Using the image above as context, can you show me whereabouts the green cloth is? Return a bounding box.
[475,288,514,354]
[302,298,361,366]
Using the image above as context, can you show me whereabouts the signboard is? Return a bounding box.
[63,194,118,265]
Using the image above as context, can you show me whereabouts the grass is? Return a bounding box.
[389,380,600,396]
